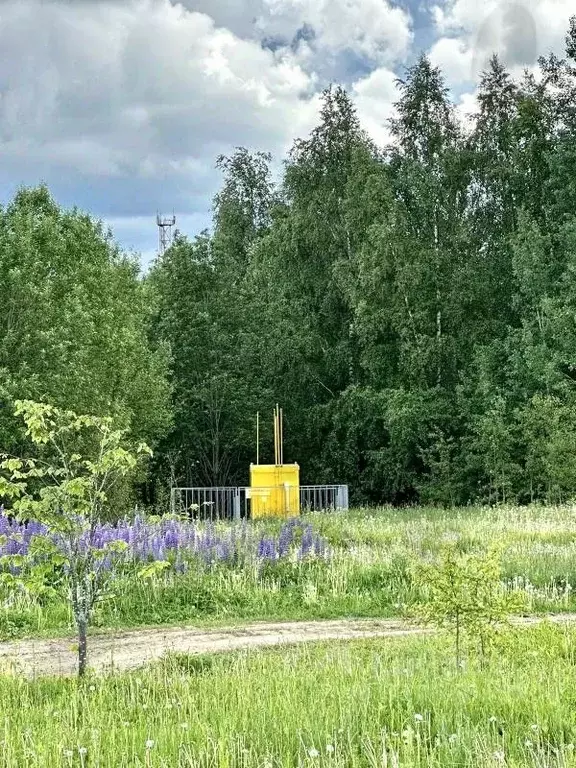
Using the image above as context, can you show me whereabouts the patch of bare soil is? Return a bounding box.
[0,614,573,678]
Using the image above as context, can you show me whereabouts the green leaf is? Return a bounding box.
[137,560,171,579]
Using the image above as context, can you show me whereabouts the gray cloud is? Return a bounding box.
[431,0,573,86]
[177,0,265,38]
[0,0,412,263]
[472,2,538,74]
[0,0,319,255]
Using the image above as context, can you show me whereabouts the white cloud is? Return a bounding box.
[260,0,413,65]
[0,0,319,189]
[177,0,265,39]
[429,37,474,87]
[430,0,574,86]
[455,89,480,131]
[352,67,398,147]
[183,0,413,68]
[0,0,416,262]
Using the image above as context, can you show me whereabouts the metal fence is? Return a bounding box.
[300,485,349,512]
[170,487,241,521]
[170,484,349,521]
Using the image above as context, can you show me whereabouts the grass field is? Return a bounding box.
[2,505,576,640]
[3,505,576,767]
[1,622,576,766]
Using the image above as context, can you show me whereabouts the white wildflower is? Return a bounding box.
[493,750,505,762]
[414,713,424,722]
[308,747,320,758]
[326,744,334,753]
[146,740,155,750]
[402,728,414,743]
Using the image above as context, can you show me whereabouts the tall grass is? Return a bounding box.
[1,623,576,766]
[3,505,576,640]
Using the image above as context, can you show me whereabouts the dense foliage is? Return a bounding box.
[0,188,171,509]
[149,17,576,505]
[3,20,576,506]
[0,400,154,675]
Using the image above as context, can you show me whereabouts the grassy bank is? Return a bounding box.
[2,505,576,640]
[1,622,576,766]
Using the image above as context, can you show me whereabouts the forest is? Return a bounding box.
[2,17,576,508]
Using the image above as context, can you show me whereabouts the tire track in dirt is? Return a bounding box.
[0,614,573,678]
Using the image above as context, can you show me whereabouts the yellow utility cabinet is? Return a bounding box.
[250,463,300,519]
[250,405,301,519]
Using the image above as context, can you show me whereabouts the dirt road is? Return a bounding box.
[0,614,573,678]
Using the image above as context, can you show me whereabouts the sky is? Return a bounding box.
[0,0,573,267]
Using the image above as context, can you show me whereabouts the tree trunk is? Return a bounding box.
[78,617,88,677]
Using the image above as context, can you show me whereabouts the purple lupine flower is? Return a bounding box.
[164,528,179,550]
[0,509,329,574]
[258,537,277,561]
[314,536,326,557]
[278,522,294,557]
[300,525,314,557]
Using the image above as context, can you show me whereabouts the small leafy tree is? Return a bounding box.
[0,400,151,677]
[413,544,519,666]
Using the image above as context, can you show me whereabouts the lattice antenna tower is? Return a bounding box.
[156,212,176,255]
